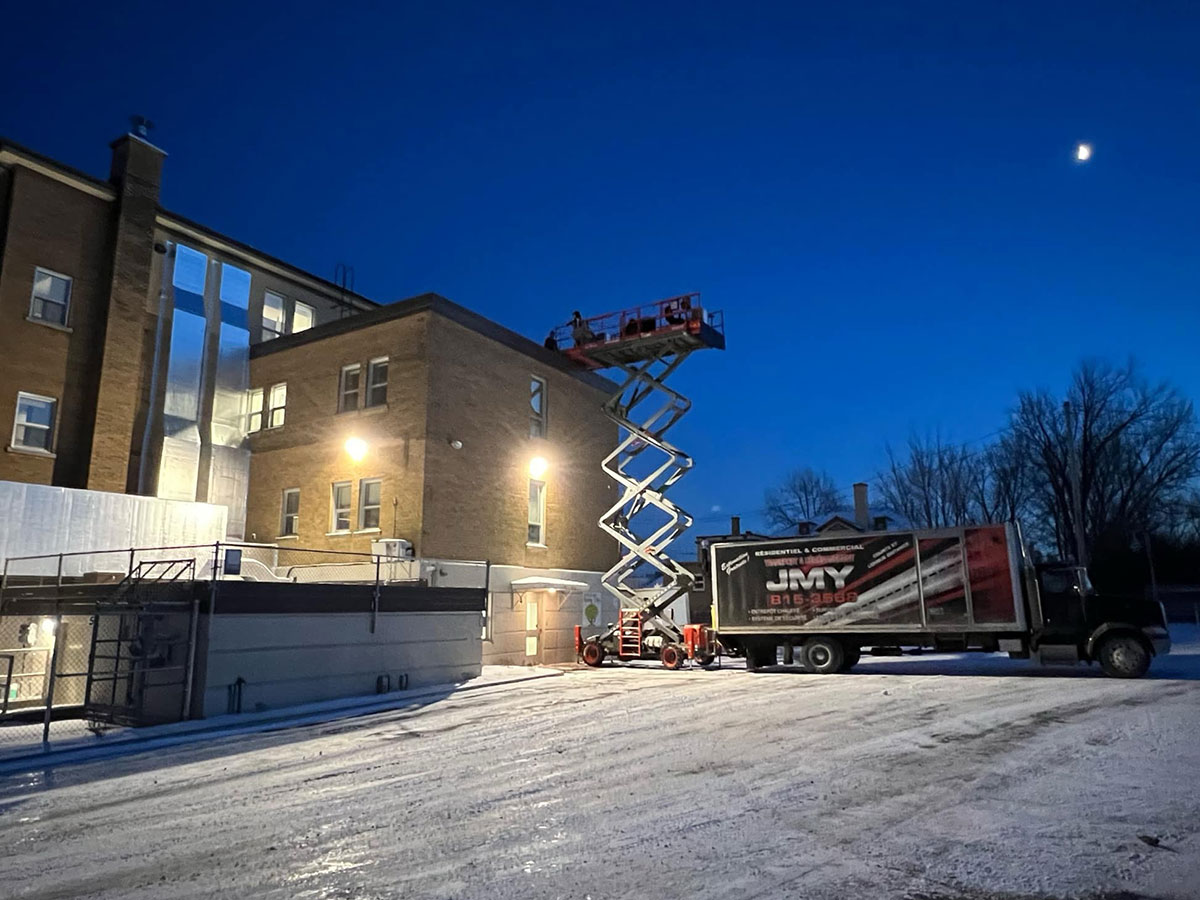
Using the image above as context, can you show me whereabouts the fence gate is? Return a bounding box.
[83,562,201,727]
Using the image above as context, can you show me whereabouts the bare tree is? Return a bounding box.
[764,468,844,532]
[875,435,980,529]
[1010,360,1200,561]
[969,435,1033,526]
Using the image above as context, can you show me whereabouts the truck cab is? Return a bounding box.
[1031,563,1170,677]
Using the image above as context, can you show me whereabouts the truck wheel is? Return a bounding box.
[660,644,685,670]
[801,637,845,674]
[745,642,776,671]
[1096,633,1151,678]
[839,646,861,673]
[581,641,606,667]
[696,652,716,667]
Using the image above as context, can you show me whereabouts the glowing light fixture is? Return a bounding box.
[40,618,57,636]
[1075,143,1092,162]
[529,456,549,479]
[345,437,368,462]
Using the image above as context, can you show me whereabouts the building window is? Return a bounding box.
[338,364,361,412]
[366,357,388,407]
[247,388,264,433]
[29,268,72,327]
[359,478,382,530]
[528,479,546,545]
[262,291,286,340]
[292,301,314,334]
[529,376,547,438]
[267,383,287,428]
[331,482,352,532]
[11,392,57,452]
[281,489,300,536]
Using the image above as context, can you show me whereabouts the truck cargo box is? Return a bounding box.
[709,523,1027,633]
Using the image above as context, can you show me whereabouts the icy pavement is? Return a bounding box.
[1,634,1198,899]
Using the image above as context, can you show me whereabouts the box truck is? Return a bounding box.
[704,523,1170,678]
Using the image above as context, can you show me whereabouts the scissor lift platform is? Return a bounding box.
[557,293,725,369]
[558,293,724,668]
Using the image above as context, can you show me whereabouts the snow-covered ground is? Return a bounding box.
[1,630,1198,899]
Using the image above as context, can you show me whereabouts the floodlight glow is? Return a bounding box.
[345,437,368,462]
[1076,143,1092,162]
[529,456,549,479]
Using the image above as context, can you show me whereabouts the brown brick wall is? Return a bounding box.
[420,315,617,571]
[246,309,618,572]
[245,313,431,552]
[86,136,164,493]
[0,166,115,487]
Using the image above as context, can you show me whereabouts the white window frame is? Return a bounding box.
[365,357,388,407]
[358,478,382,531]
[529,376,547,438]
[262,291,287,340]
[527,479,547,546]
[247,388,264,433]
[331,481,353,533]
[292,301,315,334]
[280,488,300,537]
[28,267,72,328]
[10,391,58,454]
[338,364,361,413]
[267,383,287,428]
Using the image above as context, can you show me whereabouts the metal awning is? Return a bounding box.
[509,576,590,592]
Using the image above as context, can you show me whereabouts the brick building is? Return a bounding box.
[0,131,618,598]
[0,132,375,535]
[246,292,616,573]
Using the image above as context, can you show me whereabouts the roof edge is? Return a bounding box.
[252,292,617,392]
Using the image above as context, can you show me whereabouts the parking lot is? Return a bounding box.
[1,629,1198,900]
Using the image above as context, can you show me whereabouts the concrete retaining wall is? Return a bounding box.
[199,610,481,717]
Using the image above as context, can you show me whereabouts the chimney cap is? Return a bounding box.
[129,115,155,138]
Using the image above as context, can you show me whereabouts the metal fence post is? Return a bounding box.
[371,556,381,634]
[0,556,9,618]
[181,589,201,721]
[41,613,63,746]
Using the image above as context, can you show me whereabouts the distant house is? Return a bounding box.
[799,483,909,536]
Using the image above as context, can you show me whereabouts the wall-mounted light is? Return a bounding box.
[529,456,549,479]
[345,437,368,462]
[449,439,463,450]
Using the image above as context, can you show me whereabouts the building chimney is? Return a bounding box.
[730,515,741,536]
[853,482,869,530]
[86,128,168,492]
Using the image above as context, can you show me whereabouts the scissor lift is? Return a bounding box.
[556,294,725,668]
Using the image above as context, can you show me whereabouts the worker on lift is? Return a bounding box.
[664,296,691,326]
[570,310,598,346]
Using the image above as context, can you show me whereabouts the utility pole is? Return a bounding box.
[1143,530,1159,605]
[1063,400,1088,568]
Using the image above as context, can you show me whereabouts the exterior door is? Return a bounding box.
[525,596,540,660]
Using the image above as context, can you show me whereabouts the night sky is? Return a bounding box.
[4,1,1198,532]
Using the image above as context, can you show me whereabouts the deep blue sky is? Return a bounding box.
[4,1,1199,532]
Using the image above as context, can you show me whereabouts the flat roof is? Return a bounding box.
[0,134,378,311]
[252,292,616,392]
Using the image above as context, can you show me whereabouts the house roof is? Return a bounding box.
[251,291,617,392]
